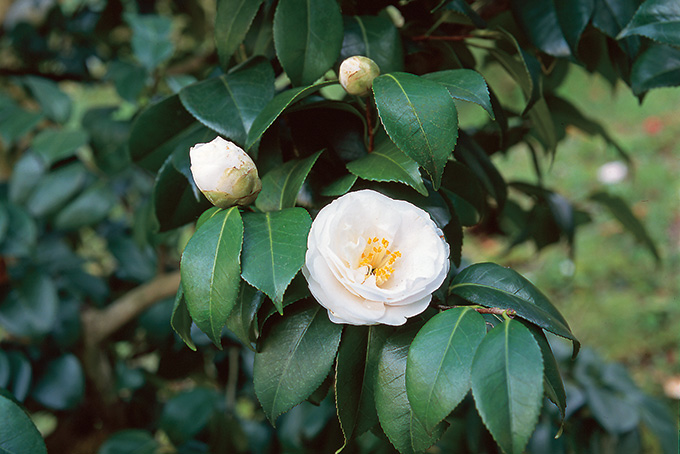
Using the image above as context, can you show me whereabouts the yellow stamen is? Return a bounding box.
[358,237,401,286]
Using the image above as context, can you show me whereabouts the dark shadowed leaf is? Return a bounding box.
[341,15,404,74]
[98,430,159,454]
[0,392,47,454]
[554,0,595,54]
[171,284,196,351]
[0,272,58,339]
[225,281,265,349]
[31,354,84,410]
[160,388,219,445]
[630,44,680,95]
[53,183,117,231]
[215,0,265,68]
[255,150,323,211]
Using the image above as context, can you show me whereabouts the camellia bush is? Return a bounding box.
[0,0,678,453]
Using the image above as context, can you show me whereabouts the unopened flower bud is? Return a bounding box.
[339,56,380,96]
[189,137,262,208]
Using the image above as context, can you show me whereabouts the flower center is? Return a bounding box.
[358,237,401,286]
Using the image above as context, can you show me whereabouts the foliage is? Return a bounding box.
[0,0,678,453]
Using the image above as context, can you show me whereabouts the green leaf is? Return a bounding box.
[129,94,214,172]
[471,319,544,454]
[153,150,212,232]
[30,354,84,410]
[160,388,219,445]
[454,133,507,209]
[98,430,159,454]
[0,204,37,258]
[125,13,174,71]
[423,69,494,118]
[631,44,680,95]
[449,263,579,353]
[246,81,336,149]
[241,208,311,310]
[53,183,117,231]
[180,207,244,348]
[511,0,571,57]
[375,327,446,454]
[589,191,661,261]
[373,72,458,190]
[347,138,427,196]
[0,392,47,454]
[320,174,357,197]
[26,163,88,217]
[0,98,43,146]
[5,352,32,402]
[81,107,132,175]
[335,325,392,447]
[618,0,680,47]
[406,307,487,431]
[440,161,485,226]
[253,305,342,423]
[225,280,265,349]
[592,0,640,57]
[0,272,58,339]
[255,149,323,211]
[215,0,265,69]
[554,0,595,53]
[525,323,566,420]
[341,15,404,74]
[273,0,343,86]
[179,58,275,146]
[106,61,148,102]
[22,76,72,124]
[170,284,196,351]
[8,152,46,205]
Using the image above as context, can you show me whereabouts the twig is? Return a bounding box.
[436,304,516,317]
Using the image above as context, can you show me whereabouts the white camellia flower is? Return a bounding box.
[189,136,262,208]
[303,190,450,326]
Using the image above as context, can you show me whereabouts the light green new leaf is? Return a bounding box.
[180,207,244,348]
[618,0,680,47]
[347,139,427,195]
[0,392,47,454]
[241,208,312,311]
[590,191,661,261]
[254,305,342,423]
[630,44,680,95]
[406,307,486,431]
[449,262,579,354]
[255,150,323,212]
[471,319,544,454]
[215,0,265,69]
[246,81,336,149]
[170,284,196,351]
[423,69,494,118]
[179,58,274,146]
[375,327,446,454]
[372,72,458,190]
[273,0,343,86]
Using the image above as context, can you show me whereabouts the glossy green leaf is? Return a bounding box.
[526,323,566,420]
[98,430,159,454]
[0,272,58,338]
[26,163,88,217]
[511,0,571,57]
[170,284,196,351]
[471,319,544,454]
[8,152,46,205]
[592,0,640,56]
[618,0,680,46]
[335,325,392,448]
[373,72,458,190]
[375,327,445,454]
[160,388,219,445]
[320,174,357,197]
[129,94,214,171]
[554,0,595,53]
[246,81,336,149]
[30,354,84,410]
[225,280,265,349]
[423,69,494,118]
[241,208,311,310]
[215,0,265,68]
[590,191,661,261]
[0,392,47,454]
[449,263,579,353]
[125,13,174,71]
[253,305,342,423]
[255,150,323,211]
[22,76,72,123]
[0,204,37,258]
[341,15,404,74]
[631,44,680,95]
[273,0,343,86]
[180,207,244,347]
[347,138,427,196]
[406,307,486,431]
[179,58,275,146]
[53,183,117,231]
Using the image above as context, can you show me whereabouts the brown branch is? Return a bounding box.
[436,304,516,317]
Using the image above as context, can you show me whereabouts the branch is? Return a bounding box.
[436,304,516,317]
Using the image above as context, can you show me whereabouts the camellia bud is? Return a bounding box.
[339,56,380,96]
[189,137,262,208]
